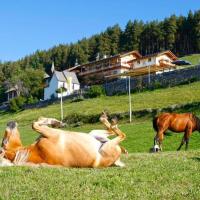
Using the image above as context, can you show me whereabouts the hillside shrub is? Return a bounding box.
[27,96,38,104]
[0,87,6,104]
[135,77,145,92]
[87,85,105,98]
[63,113,104,126]
[56,87,67,94]
[71,95,84,103]
[63,112,128,126]
[9,96,26,112]
[152,80,163,89]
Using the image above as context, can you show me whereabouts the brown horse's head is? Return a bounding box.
[1,121,22,150]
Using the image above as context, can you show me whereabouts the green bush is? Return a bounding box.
[71,95,84,103]
[63,113,101,125]
[26,96,38,104]
[87,85,105,98]
[9,96,26,112]
[0,86,6,104]
[152,80,163,89]
[56,87,67,94]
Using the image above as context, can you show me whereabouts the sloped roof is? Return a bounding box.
[141,50,177,61]
[5,85,19,93]
[68,50,142,71]
[54,71,66,82]
[44,72,50,79]
[63,70,79,84]
[54,70,79,84]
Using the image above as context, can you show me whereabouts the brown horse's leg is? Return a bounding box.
[177,124,193,151]
[185,138,190,151]
[154,131,164,151]
[177,137,185,151]
[185,125,193,151]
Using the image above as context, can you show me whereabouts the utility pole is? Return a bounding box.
[128,76,132,123]
[148,65,151,85]
[60,85,64,122]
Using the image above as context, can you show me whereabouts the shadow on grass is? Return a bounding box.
[164,131,173,136]
[191,157,200,162]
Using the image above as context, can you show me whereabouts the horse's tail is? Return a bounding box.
[153,116,158,132]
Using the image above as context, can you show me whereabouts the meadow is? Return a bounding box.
[0,81,200,199]
[0,81,200,127]
[180,54,200,66]
[0,151,200,200]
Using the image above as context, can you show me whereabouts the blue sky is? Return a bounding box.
[0,0,199,61]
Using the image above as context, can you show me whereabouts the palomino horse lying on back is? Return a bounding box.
[0,113,127,168]
[153,113,200,151]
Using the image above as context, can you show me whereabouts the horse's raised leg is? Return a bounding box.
[95,114,126,167]
[32,118,64,138]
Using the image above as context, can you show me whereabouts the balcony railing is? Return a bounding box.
[79,62,123,76]
[159,60,176,67]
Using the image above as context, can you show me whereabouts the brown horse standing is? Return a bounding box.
[153,113,200,151]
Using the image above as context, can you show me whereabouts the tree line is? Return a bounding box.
[0,10,199,104]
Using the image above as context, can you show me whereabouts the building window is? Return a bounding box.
[137,60,140,64]
[148,58,151,62]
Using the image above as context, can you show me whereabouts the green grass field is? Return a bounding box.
[1,151,200,200]
[0,81,200,127]
[180,54,200,65]
[0,81,200,199]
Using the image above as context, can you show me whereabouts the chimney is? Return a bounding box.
[51,62,55,73]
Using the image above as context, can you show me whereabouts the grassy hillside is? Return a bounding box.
[0,81,200,126]
[0,81,199,152]
[0,151,200,200]
[180,54,200,65]
[0,79,200,199]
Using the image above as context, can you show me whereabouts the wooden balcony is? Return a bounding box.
[78,62,124,76]
[159,60,176,67]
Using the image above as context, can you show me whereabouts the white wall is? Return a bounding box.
[44,74,58,100]
[44,74,80,100]
[156,55,173,65]
[73,84,80,91]
[120,54,136,63]
[133,57,157,69]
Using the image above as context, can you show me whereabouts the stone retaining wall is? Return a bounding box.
[104,65,200,95]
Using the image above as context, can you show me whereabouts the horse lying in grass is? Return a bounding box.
[0,113,127,168]
[153,113,200,151]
